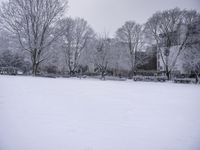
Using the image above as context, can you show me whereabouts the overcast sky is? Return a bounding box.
[68,0,200,36]
[0,0,199,36]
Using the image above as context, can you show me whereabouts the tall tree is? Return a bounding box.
[116,21,144,78]
[59,17,94,75]
[0,0,67,75]
[184,43,200,83]
[183,18,200,83]
[94,34,112,79]
[145,8,200,79]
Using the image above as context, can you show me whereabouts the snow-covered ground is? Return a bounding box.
[0,75,200,150]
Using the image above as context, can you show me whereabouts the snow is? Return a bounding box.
[0,75,200,150]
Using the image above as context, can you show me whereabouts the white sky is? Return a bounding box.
[0,0,199,36]
[68,0,200,36]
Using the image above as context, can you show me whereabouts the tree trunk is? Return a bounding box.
[130,60,135,79]
[32,61,37,76]
[195,73,199,84]
[165,66,171,80]
[32,48,38,76]
[166,71,170,80]
[101,71,105,80]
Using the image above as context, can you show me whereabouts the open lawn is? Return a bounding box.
[0,75,200,150]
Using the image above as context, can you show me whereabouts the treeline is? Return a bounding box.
[0,0,199,81]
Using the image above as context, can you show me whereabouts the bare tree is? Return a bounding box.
[183,18,200,83]
[0,0,67,75]
[94,34,111,79]
[116,21,144,78]
[145,8,199,80]
[59,17,94,75]
[183,43,200,83]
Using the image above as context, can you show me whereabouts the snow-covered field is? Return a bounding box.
[0,75,200,150]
